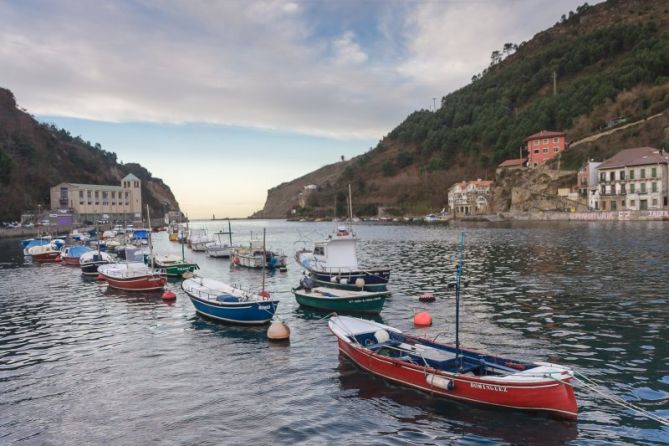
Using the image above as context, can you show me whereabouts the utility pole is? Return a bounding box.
[553,71,557,96]
[433,97,437,111]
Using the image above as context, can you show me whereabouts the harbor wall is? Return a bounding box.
[504,210,669,221]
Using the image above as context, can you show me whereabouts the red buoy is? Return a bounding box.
[414,311,432,327]
[162,290,176,300]
[259,290,271,299]
[419,293,435,302]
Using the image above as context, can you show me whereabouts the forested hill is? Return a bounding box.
[0,87,181,220]
[254,0,669,218]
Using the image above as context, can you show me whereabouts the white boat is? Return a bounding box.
[206,221,238,258]
[233,240,287,269]
[188,228,213,251]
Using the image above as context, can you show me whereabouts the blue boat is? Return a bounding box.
[182,277,279,325]
[61,245,93,265]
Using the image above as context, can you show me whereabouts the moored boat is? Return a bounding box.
[233,240,287,269]
[80,251,115,276]
[28,242,64,263]
[293,285,388,314]
[98,263,166,291]
[328,315,577,419]
[61,245,93,266]
[182,277,279,324]
[151,254,199,278]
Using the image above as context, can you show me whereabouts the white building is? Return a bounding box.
[50,173,143,221]
[577,161,602,210]
[596,147,669,211]
[448,179,493,216]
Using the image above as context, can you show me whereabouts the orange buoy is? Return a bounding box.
[414,311,432,327]
[96,273,106,281]
[419,293,435,302]
[162,290,176,300]
[267,320,290,342]
[259,290,271,299]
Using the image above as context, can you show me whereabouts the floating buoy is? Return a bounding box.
[96,273,106,281]
[355,278,365,289]
[259,290,271,299]
[162,290,176,300]
[419,293,435,302]
[267,320,290,341]
[414,311,432,327]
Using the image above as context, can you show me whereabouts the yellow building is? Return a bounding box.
[50,174,142,221]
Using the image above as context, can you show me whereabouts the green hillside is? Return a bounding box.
[256,0,669,217]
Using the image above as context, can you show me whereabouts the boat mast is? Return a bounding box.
[455,232,465,368]
[348,183,353,232]
[261,228,266,292]
[227,218,233,246]
[147,204,153,266]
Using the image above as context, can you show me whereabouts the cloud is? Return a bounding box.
[0,0,598,140]
[332,31,368,65]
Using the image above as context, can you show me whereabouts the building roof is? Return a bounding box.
[597,147,669,170]
[122,173,141,181]
[449,179,493,191]
[498,157,527,168]
[53,182,124,191]
[525,130,566,141]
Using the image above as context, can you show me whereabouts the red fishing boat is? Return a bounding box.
[97,263,166,291]
[28,244,63,263]
[328,233,577,419]
[60,246,92,266]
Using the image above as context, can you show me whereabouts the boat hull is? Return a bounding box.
[160,263,199,277]
[185,292,278,324]
[102,274,167,291]
[80,261,111,276]
[334,337,577,419]
[61,256,81,266]
[31,252,62,263]
[294,291,386,314]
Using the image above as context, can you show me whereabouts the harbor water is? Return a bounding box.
[0,220,667,445]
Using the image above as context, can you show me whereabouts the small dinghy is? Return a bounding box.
[328,316,577,419]
[293,285,388,314]
[80,251,114,276]
[182,277,279,324]
[61,245,92,266]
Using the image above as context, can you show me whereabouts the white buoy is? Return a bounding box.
[330,276,338,283]
[355,278,365,288]
[267,320,290,342]
[339,278,347,285]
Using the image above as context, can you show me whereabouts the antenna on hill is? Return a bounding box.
[553,71,557,96]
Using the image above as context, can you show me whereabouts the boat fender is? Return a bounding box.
[330,276,338,283]
[426,374,455,391]
[339,278,348,285]
[355,278,365,288]
[374,329,390,344]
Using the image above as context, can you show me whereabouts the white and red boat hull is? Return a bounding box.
[103,274,166,291]
[31,251,62,263]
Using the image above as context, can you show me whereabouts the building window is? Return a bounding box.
[552,137,559,143]
[652,198,658,206]
[601,201,606,210]
[611,201,617,211]
[630,199,635,207]
[630,183,635,193]
[543,138,548,144]
[543,148,548,153]
[620,170,625,180]
[134,181,139,188]
[600,172,605,181]
[79,190,83,199]
[534,149,540,154]
[533,140,539,146]
[621,184,626,194]
[651,167,657,178]
[554,147,559,152]
[652,182,657,193]
[641,168,646,179]
[640,183,647,193]
[609,171,615,181]
[630,169,635,180]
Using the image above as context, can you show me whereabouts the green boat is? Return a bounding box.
[151,254,199,278]
[293,287,388,314]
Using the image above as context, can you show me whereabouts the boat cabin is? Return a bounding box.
[313,234,358,270]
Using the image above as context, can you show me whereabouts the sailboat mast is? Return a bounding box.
[146,204,153,265]
[261,228,266,291]
[228,218,232,245]
[455,232,465,367]
[348,183,353,232]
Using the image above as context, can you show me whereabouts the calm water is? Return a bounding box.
[0,220,668,445]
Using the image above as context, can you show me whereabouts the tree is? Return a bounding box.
[382,159,396,177]
[341,155,345,162]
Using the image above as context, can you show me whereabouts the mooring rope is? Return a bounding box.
[572,371,669,426]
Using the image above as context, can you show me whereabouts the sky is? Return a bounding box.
[0,0,596,218]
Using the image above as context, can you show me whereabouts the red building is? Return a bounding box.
[526,130,566,167]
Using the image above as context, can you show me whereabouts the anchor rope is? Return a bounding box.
[570,371,669,426]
